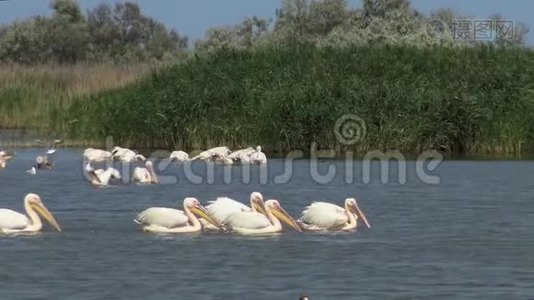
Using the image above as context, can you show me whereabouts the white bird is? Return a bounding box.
[191,146,231,161]
[169,150,190,161]
[0,151,12,169]
[0,193,62,234]
[200,192,266,230]
[83,148,113,162]
[26,166,37,175]
[134,197,224,233]
[224,199,301,235]
[250,146,267,165]
[112,146,146,162]
[207,192,266,222]
[132,161,158,184]
[85,163,121,186]
[228,147,255,163]
[299,198,370,231]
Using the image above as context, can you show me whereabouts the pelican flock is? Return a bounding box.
[0,193,62,234]
[0,144,373,237]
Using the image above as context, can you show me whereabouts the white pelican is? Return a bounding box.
[169,150,190,161]
[83,148,113,162]
[112,146,146,162]
[0,193,62,234]
[200,192,266,230]
[208,192,266,222]
[250,146,267,165]
[85,163,121,186]
[191,146,231,161]
[134,197,224,233]
[224,200,301,235]
[299,198,370,231]
[228,147,255,163]
[132,161,158,184]
[0,151,12,168]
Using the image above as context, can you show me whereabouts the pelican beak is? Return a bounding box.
[252,200,266,215]
[350,203,370,229]
[271,205,302,232]
[30,202,62,232]
[191,204,223,230]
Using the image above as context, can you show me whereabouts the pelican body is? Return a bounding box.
[169,150,190,161]
[84,148,113,162]
[112,146,146,162]
[228,147,255,163]
[132,161,158,184]
[299,198,370,231]
[191,146,231,161]
[224,200,301,235]
[0,193,62,234]
[250,146,267,165]
[201,192,266,230]
[135,197,224,233]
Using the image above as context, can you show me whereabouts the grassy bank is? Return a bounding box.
[63,45,534,155]
[0,64,151,134]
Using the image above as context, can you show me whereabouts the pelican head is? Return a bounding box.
[184,197,223,229]
[265,200,301,232]
[300,295,309,300]
[26,193,62,232]
[345,198,370,229]
[256,145,262,152]
[250,192,266,214]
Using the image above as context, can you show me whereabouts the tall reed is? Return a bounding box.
[64,44,534,155]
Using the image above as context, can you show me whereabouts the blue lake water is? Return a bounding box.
[0,148,532,299]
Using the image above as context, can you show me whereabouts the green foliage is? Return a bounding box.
[0,1,187,64]
[65,45,534,155]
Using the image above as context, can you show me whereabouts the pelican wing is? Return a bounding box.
[224,211,271,230]
[207,197,251,221]
[300,202,348,229]
[0,209,30,230]
[135,207,188,229]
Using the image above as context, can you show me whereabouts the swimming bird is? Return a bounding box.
[200,192,266,230]
[83,148,113,162]
[223,199,301,235]
[228,147,255,163]
[191,146,231,161]
[0,193,62,234]
[298,198,370,231]
[85,163,121,186]
[169,150,190,161]
[0,150,12,168]
[134,197,224,233]
[132,161,158,184]
[35,155,53,169]
[112,146,146,162]
[250,146,267,165]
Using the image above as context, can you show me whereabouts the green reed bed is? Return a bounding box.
[32,45,534,155]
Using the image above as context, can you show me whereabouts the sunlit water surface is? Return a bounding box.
[0,149,532,299]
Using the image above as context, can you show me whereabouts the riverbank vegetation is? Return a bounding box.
[1,0,533,155]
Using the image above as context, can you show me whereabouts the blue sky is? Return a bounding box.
[0,0,532,44]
